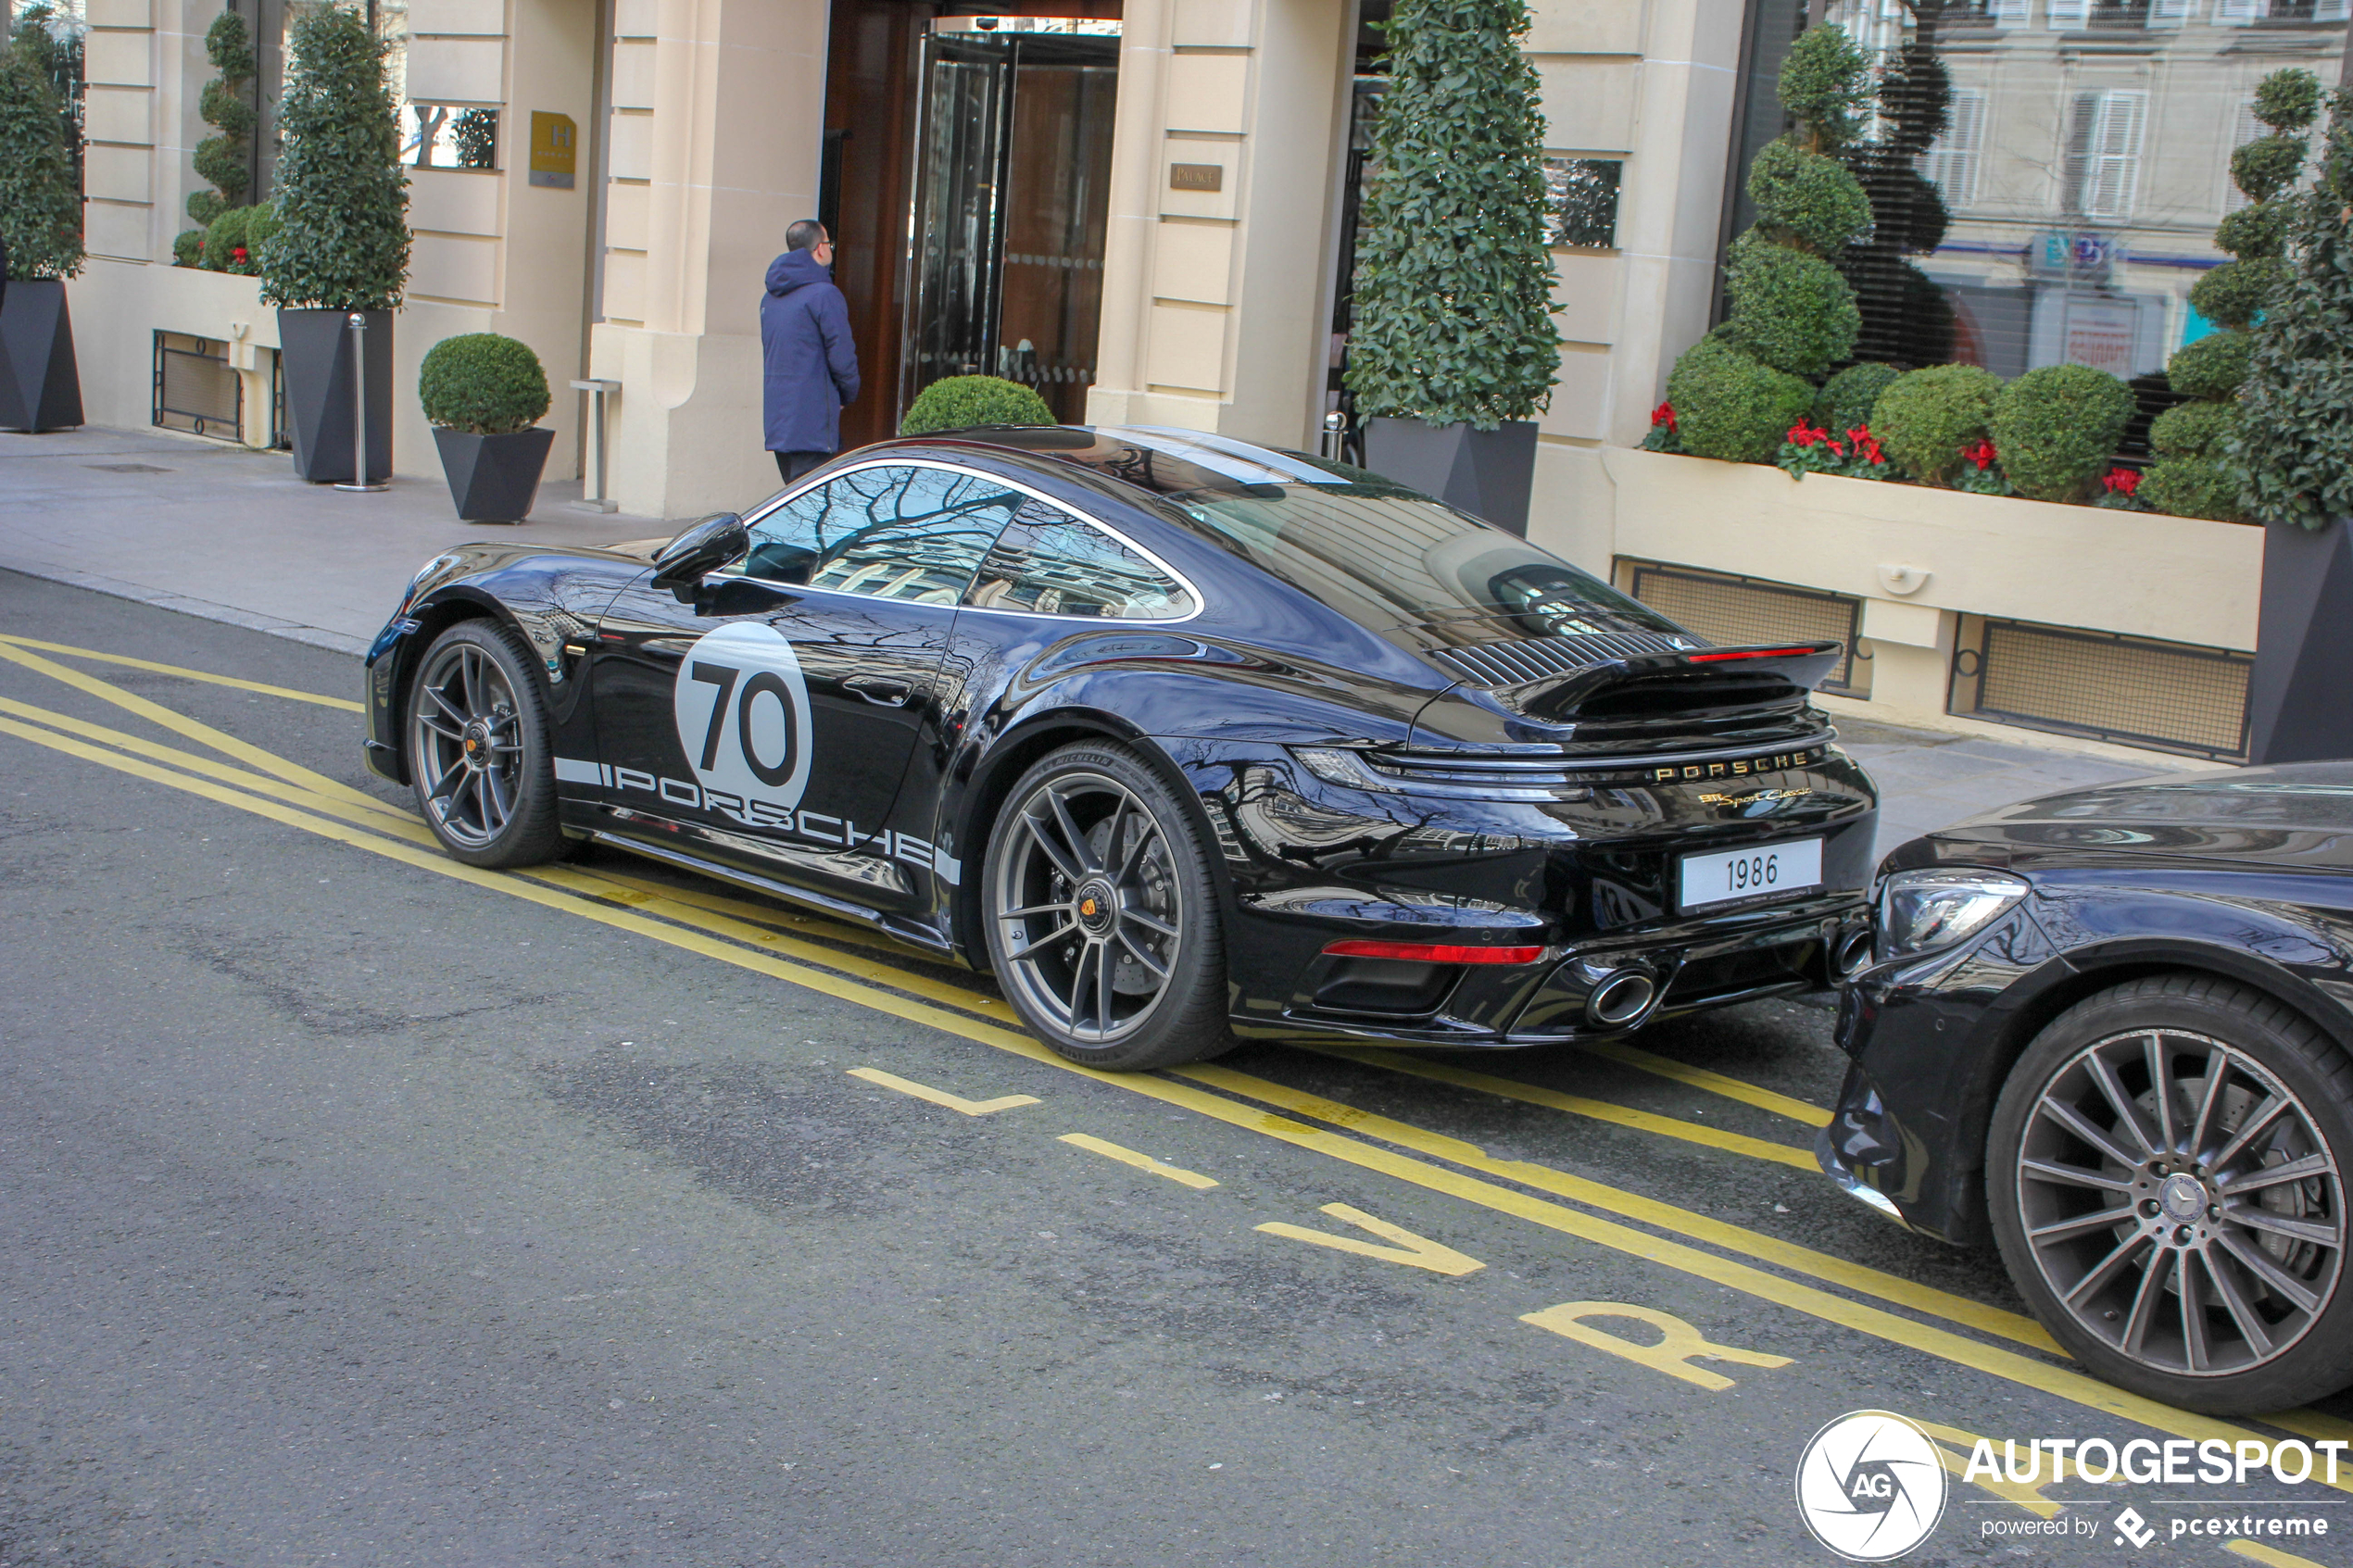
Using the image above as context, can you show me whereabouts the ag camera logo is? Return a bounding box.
[1795,1411,1948,1562]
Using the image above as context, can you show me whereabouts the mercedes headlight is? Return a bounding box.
[1876,869,2030,963]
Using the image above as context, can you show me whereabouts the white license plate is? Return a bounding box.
[1679,838,1823,911]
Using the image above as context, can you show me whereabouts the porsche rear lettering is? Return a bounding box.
[1650,746,1823,784]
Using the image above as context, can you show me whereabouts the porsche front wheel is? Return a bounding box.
[406,620,564,868]
[983,744,1235,1072]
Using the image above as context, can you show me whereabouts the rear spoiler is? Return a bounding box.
[1493,640,1845,721]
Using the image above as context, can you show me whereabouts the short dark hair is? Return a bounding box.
[786,220,828,253]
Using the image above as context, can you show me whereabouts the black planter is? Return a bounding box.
[278,307,393,483]
[0,278,83,433]
[1361,417,1539,536]
[434,426,555,523]
[2246,517,2353,764]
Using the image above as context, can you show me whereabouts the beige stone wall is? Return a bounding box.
[1524,0,1745,577]
[1086,0,1353,445]
[61,0,600,486]
[589,0,831,521]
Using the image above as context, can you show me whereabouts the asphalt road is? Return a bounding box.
[0,569,2345,1568]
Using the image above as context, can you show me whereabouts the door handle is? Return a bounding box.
[844,676,914,706]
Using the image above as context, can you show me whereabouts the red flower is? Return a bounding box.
[233,245,248,262]
[1962,438,1998,470]
[1826,439,1845,458]
[2103,467,2140,495]
[1652,402,1677,432]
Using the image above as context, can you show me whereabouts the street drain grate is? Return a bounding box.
[84,462,175,473]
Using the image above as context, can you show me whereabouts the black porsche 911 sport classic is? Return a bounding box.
[365,425,1879,1070]
[1826,764,2353,1415]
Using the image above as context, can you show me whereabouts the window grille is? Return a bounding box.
[1949,615,2250,759]
[152,332,242,443]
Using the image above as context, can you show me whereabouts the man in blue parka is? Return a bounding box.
[760,220,860,485]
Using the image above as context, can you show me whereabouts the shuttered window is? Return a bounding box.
[2065,90,2147,221]
[1988,0,2032,23]
[2046,0,2091,26]
[1919,87,1986,209]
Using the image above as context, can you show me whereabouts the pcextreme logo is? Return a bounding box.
[1794,1410,1949,1562]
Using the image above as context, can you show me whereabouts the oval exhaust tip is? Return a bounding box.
[1833,927,1875,979]
[1586,970,1657,1029]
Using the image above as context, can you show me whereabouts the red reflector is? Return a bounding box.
[1686,646,1818,662]
[1322,939,1546,965]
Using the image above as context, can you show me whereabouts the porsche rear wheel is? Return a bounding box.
[1988,975,2353,1414]
[984,744,1235,1072]
[407,620,564,868]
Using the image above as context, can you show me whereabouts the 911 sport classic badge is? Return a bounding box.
[671,622,814,813]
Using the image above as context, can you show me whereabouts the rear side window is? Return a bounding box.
[742,464,1022,603]
[963,501,1197,620]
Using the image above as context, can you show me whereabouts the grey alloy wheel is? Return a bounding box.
[2011,1024,2345,1382]
[990,768,1184,1046]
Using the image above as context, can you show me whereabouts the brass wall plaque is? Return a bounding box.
[1168,162,1223,192]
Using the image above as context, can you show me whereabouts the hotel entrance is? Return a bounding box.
[823,7,1119,445]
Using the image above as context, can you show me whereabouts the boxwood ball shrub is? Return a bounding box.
[1665,333,1813,465]
[1988,364,2133,504]
[900,375,1054,436]
[1815,362,1900,439]
[1871,363,2000,486]
[419,333,550,435]
[2148,400,2234,459]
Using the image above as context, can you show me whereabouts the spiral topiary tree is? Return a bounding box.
[900,374,1054,435]
[2236,84,2353,528]
[188,8,254,232]
[1345,0,1560,431]
[1664,24,1873,464]
[2141,68,2317,521]
[258,3,409,313]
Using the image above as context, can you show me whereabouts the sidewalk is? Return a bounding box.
[0,424,2190,859]
[0,426,677,657]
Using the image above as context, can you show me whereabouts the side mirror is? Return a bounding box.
[651,512,749,602]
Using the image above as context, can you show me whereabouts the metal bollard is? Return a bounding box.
[332,311,389,494]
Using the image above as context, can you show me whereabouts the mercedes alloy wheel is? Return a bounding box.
[1990,976,2353,1414]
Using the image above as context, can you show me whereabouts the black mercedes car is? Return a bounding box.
[364,425,1878,1071]
[1827,764,2353,1415]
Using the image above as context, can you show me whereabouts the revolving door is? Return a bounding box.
[901,26,1117,425]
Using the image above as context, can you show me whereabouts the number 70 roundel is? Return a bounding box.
[669,622,815,813]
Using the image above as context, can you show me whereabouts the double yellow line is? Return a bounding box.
[4,631,2349,1470]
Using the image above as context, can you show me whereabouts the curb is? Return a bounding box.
[0,557,373,659]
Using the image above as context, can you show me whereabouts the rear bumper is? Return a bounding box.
[1231,888,1873,1047]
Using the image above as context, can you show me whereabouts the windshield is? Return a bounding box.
[1163,483,1692,643]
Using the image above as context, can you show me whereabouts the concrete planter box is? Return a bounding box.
[433,425,554,523]
[0,279,84,432]
[1604,447,2261,656]
[2246,518,2353,764]
[1364,417,1539,536]
[279,307,393,484]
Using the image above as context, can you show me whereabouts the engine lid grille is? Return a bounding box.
[1426,631,1703,688]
